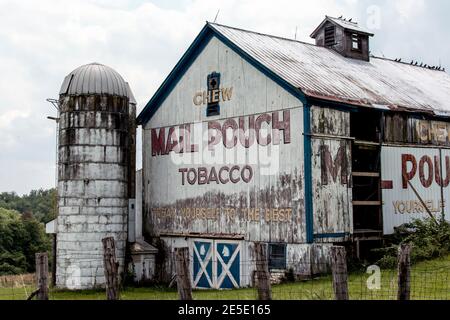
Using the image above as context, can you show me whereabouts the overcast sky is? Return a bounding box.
[0,0,449,195]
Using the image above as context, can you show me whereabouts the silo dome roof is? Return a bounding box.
[59,62,135,101]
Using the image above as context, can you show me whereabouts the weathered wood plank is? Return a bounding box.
[174,247,193,300]
[352,201,382,206]
[330,246,348,300]
[397,244,412,301]
[254,242,272,300]
[352,172,380,178]
[35,253,49,300]
[102,237,119,300]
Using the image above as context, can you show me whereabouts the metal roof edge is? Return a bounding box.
[136,23,213,125]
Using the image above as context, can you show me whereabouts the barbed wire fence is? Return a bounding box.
[1,240,449,301]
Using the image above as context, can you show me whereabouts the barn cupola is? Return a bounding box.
[310,15,374,61]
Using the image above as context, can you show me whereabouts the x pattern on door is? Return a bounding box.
[192,240,241,289]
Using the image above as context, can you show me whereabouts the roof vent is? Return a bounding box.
[311,16,374,61]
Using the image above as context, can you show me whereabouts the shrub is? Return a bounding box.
[374,217,450,268]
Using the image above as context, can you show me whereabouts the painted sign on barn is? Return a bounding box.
[143,36,306,244]
[147,107,304,242]
[381,146,450,234]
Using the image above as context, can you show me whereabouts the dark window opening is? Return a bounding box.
[352,146,380,173]
[206,104,220,117]
[353,206,382,231]
[353,176,381,202]
[206,72,221,117]
[350,110,383,236]
[351,34,362,52]
[268,244,286,270]
[350,111,381,142]
[324,26,336,47]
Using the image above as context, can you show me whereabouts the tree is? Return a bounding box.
[0,208,51,275]
[0,188,57,224]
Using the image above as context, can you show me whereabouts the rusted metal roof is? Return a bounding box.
[60,62,132,98]
[210,23,450,116]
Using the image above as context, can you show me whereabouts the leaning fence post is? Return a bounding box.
[102,237,119,300]
[35,253,49,300]
[254,242,272,300]
[174,247,193,300]
[330,246,349,300]
[397,244,412,301]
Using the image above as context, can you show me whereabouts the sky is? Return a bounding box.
[0,0,449,195]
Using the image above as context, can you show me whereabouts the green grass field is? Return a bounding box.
[1,255,449,300]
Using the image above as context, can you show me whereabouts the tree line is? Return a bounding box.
[0,189,55,275]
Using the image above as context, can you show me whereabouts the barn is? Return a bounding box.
[136,16,450,289]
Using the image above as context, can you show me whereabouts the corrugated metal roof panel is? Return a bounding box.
[59,62,132,99]
[126,82,137,105]
[326,16,374,35]
[210,23,450,114]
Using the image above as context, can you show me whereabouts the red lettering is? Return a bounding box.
[178,166,254,185]
[321,144,348,185]
[419,156,433,188]
[198,167,208,185]
[165,127,179,154]
[230,166,241,184]
[272,110,291,145]
[444,156,450,187]
[178,168,188,185]
[255,114,272,146]
[208,121,222,151]
[184,124,198,153]
[187,169,197,185]
[434,155,450,188]
[402,154,417,189]
[435,156,442,187]
[151,128,166,156]
[208,167,219,184]
[241,165,253,183]
[219,167,230,184]
[239,116,255,148]
[222,119,238,149]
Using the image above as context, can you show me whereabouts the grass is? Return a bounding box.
[1,255,449,300]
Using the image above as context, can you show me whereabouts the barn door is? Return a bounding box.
[191,239,241,289]
[192,240,214,289]
[215,241,241,289]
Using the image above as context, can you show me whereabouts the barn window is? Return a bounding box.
[324,26,336,47]
[268,244,286,270]
[206,104,220,117]
[352,34,362,51]
[206,72,221,117]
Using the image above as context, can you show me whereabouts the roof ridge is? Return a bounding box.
[371,55,447,72]
[208,21,317,48]
[326,15,359,26]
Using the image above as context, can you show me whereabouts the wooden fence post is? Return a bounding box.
[35,253,49,300]
[102,237,119,300]
[174,247,193,300]
[51,234,57,287]
[254,242,272,300]
[330,246,349,300]
[397,244,412,301]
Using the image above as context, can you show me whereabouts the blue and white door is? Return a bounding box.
[192,240,214,289]
[192,240,241,289]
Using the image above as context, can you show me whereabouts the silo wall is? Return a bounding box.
[56,95,130,289]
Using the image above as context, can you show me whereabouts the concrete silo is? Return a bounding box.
[56,63,136,289]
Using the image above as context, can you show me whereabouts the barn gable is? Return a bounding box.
[140,24,308,245]
[137,23,307,126]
